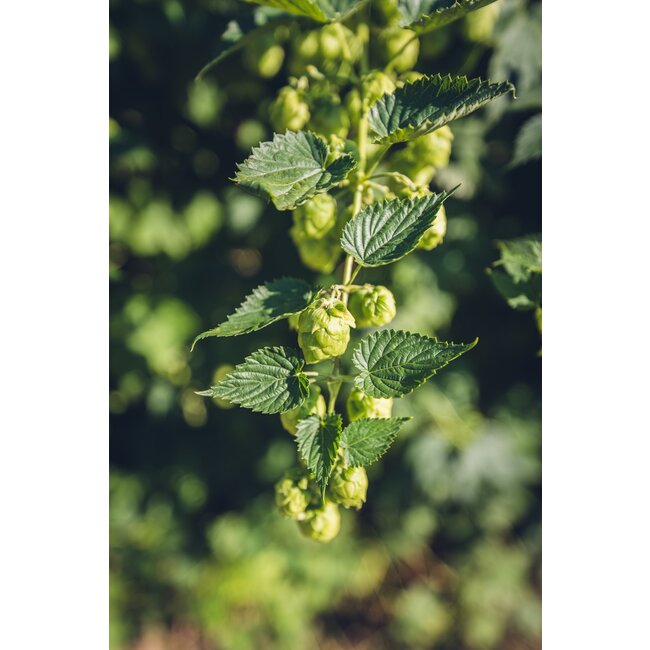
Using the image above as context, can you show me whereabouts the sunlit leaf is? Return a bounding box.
[197,346,309,414]
[352,329,477,398]
[368,74,515,145]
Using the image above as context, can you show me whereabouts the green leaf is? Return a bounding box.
[341,417,410,467]
[340,190,456,267]
[352,329,477,398]
[510,113,541,168]
[398,0,500,34]
[296,414,342,498]
[368,74,515,145]
[489,268,541,311]
[243,0,366,21]
[243,0,329,22]
[234,131,357,211]
[494,235,541,282]
[192,278,312,348]
[197,346,309,414]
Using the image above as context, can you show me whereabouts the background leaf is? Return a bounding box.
[398,0,499,34]
[243,0,328,22]
[192,277,312,347]
[352,329,477,398]
[234,131,356,210]
[340,191,455,267]
[342,417,411,466]
[296,414,342,498]
[368,74,515,145]
[510,113,541,168]
[494,235,541,282]
[198,346,309,414]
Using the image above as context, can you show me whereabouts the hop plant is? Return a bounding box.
[375,28,419,72]
[291,194,337,240]
[280,385,327,434]
[298,500,341,542]
[362,70,396,107]
[347,388,393,421]
[194,0,515,541]
[297,296,356,364]
[348,284,397,328]
[291,230,341,273]
[275,469,314,520]
[243,33,285,78]
[418,204,447,250]
[269,86,310,132]
[329,465,368,509]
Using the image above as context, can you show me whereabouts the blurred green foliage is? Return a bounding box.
[110,0,541,647]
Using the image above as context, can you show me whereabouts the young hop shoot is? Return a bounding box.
[193,0,515,542]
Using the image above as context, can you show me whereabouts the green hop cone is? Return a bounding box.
[297,296,356,364]
[319,23,361,62]
[414,126,454,169]
[362,71,396,108]
[243,34,284,78]
[291,228,341,273]
[275,468,314,520]
[418,204,447,250]
[292,194,337,240]
[462,3,501,44]
[347,388,393,421]
[376,28,419,72]
[279,385,327,435]
[309,98,350,139]
[391,126,454,187]
[288,311,301,332]
[329,465,368,510]
[298,500,341,542]
[348,284,397,328]
[269,87,310,132]
[344,88,363,124]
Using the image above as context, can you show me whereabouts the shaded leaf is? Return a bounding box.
[368,73,515,145]
[243,0,328,22]
[296,414,342,498]
[342,417,410,466]
[352,329,477,398]
[510,113,541,168]
[494,235,541,282]
[340,190,456,267]
[192,278,312,348]
[398,0,500,34]
[197,347,308,414]
[234,131,356,211]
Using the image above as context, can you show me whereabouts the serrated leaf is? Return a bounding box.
[340,191,455,267]
[197,346,309,414]
[352,330,477,398]
[341,417,410,467]
[234,131,357,211]
[243,0,328,22]
[296,414,342,498]
[398,0,499,34]
[368,74,515,145]
[192,278,312,348]
[510,113,541,168]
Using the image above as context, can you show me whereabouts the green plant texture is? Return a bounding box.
[192,0,515,543]
[110,0,541,646]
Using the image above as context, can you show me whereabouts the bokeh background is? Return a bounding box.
[109,0,541,648]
